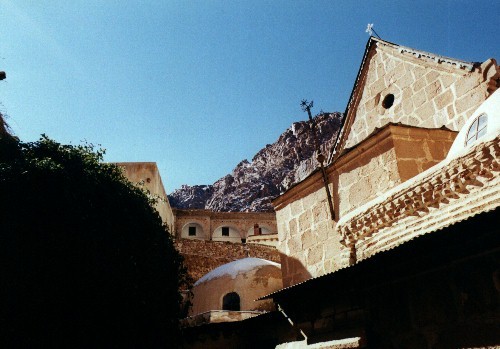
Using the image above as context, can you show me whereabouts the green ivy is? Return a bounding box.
[0,134,187,348]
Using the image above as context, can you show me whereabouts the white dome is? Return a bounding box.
[189,258,282,315]
[447,89,500,160]
[194,257,280,286]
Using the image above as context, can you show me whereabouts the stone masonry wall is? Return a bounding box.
[174,210,277,242]
[345,42,499,149]
[276,180,343,288]
[276,126,456,286]
[175,238,280,283]
[392,127,457,181]
[116,162,175,232]
[336,139,400,218]
[336,126,456,217]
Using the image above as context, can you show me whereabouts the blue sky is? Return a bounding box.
[1,1,498,192]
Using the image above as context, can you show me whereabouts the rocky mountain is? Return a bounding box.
[168,112,344,212]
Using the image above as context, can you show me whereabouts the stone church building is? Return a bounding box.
[262,37,500,348]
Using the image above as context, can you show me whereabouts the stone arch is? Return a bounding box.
[212,224,242,243]
[222,292,240,311]
[181,221,206,240]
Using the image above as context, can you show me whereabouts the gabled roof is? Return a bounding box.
[328,37,479,163]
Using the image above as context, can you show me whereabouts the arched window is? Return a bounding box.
[222,292,240,311]
[465,113,488,146]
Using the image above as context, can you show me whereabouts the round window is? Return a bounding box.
[382,94,395,109]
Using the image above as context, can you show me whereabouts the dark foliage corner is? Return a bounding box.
[0,134,187,348]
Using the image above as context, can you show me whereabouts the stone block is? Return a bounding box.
[287,235,302,254]
[440,74,456,89]
[365,65,378,86]
[278,223,287,241]
[394,139,426,159]
[435,90,454,110]
[339,169,359,188]
[424,70,441,84]
[427,141,447,160]
[425,80,442,100]
[298,210,312,232]
[385,57,396,71]
[365,113,378,132]
[415,101,436,123]
[397,159,420,181]
[290,199,304,217]
[307,244,324,265]
[369,77,387,97]
[402,98,414,116]
[302,189,321,209]
[315,221,328,242]
[323,259,334,274]
[455,88,486,115]
[412,77,427,93]
[348,177,372,207]
[392,101,403,116]
[447,104,456,121]
[412,88,427,108]
[312,203,328,224]
[396,72,414,90]
[289,218,298,236]
[455,75,481,98]
[385,62,405,85]
[408,115,422,126]
[410,64,426,77]
[376,63,385,82]
[324,240,340,259]
[301,229,314,250]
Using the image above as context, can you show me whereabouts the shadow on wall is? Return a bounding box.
[279,254,312,288]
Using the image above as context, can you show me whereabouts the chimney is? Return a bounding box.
[253,223,261,236]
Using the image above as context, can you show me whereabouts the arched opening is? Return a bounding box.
[212,225,241,243]
[181,222,205,240]
[465,113,488,146]
[222,292,240,311]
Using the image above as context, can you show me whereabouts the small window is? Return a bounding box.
[188,226,196,236]
[221,227,229,236]
[382,94,395,109]
[465,113,488,146]
[222,292,240,311]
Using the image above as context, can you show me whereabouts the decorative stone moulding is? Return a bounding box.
[338,137,500,261]
[398,47,476,71]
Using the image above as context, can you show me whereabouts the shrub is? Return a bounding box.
[0,134,186,348]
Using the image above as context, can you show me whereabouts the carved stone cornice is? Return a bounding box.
[338,136,500,261]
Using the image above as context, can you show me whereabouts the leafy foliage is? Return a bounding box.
[0,135,186,348]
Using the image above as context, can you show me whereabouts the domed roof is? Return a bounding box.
[194,257,280,286]
[190,257,282,316]
[447,89,500,160]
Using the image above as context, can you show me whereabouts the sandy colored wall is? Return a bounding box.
[336,126,456,217]
[115,162,175,232]
[189,265,282,315]
[275,125,456,287]
[344,42,498,149]
[275,175,344,287]
[175,239,280,282]
[174,210,277,243]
